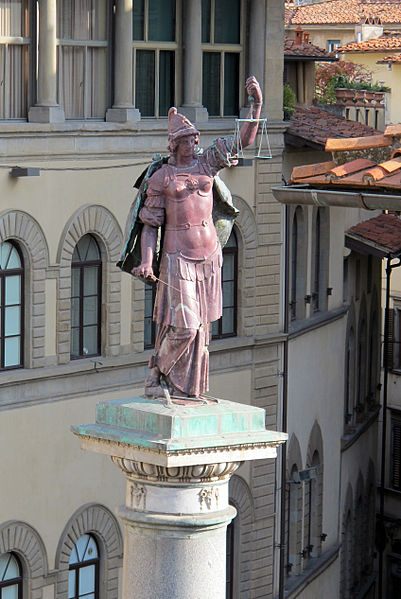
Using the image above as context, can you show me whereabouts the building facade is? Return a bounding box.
[0,1,287,598]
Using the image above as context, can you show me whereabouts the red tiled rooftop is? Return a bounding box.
[347,213,401,254]
[284,37,336,59]
[378,53,401,63]
[285,0,401,26]
[287,105,380,148]
[290,130,401,192]
[339,35,401,52]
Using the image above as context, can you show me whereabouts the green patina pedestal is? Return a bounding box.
[72,396,287,599]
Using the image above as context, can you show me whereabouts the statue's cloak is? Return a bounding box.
[116,154,239,281]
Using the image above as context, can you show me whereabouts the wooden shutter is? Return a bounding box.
[385,308,394,370]
[391,416,401,491]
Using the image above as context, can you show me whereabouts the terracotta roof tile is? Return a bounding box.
[339,35,401,52]
[325,134,391,152]
[347,214,401,254]
[329,158,376,179]
[287,105,380,148]
[292,161,336,180]
[285,0,401,26]
[362,166,387,182]
[378,54,401,63]
[379,157,401,172]
[284,37,336,59]
[385,124,401,137]
[290,129,401,192]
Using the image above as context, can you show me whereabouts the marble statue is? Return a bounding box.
[119,76,262,400]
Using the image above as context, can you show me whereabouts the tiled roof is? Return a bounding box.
[347,213,401,254]
[286,105,380,148]
[339,34,401,52]
[284,37,336,59]
[285,0,401,26]
[290,125,401,191]
[378,53,401,63]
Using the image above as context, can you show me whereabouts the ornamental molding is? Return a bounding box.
[112,457,241,483]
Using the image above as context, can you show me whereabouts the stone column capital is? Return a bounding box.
[72,396,287,599]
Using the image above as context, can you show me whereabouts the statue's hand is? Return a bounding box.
[245,76,262,105]
[131,263,156,281]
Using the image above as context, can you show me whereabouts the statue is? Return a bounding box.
[118,76,262,401]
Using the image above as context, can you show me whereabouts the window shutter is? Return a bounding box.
[385,308,394,370]
[391,417,401,491]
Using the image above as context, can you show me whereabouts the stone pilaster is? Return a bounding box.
[29,0,65,123]
[106,0,140,122]
[263,0,285,121]
[72,396,287,599]
[178,0,208,122]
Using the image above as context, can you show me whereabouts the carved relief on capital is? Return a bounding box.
[111,457,241,483]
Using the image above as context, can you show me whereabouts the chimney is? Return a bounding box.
[303,31,310,43]
[295,26,303,45]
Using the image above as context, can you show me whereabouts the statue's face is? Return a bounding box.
[176,135,196,160]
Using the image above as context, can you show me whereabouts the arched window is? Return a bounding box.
[286,464,302,578]
[0,552,23,598]
[357,312,367,414]
[312,207,329,313]
[290,209,298,320]
[71,234,102,359]
[0,241,23,370]
[212,228,238,339]
[289,206,306,322]
[68,534,99,599]
[312,209,321,312]
[345,325,356,427]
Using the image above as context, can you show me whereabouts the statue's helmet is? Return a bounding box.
[168,107,199,142]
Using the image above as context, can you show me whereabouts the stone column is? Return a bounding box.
[29,0,65,122]
[178,0,208,122]
[106,0,140,122]
[72,397,287,599]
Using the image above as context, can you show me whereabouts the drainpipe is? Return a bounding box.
[278,204,290,599]
[378,255,401,599]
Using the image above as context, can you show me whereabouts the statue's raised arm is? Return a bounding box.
[127,77,262,402]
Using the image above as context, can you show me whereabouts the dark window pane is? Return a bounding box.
[70,235,101,359]
[148,0,175,42]
[222,307,234,336]
[83,267,99,296]
[136,50,155,116]
[201,0,211,43]
[203,52,220,116]
[224,53,239,116]
[83,325,98,355]
[159,51,174,116]
[215,0,240,44]
[133,0,145,40]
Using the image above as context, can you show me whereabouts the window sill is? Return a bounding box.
[341,406,380,452]
[288,304,348,340]
[284,544,340,599]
